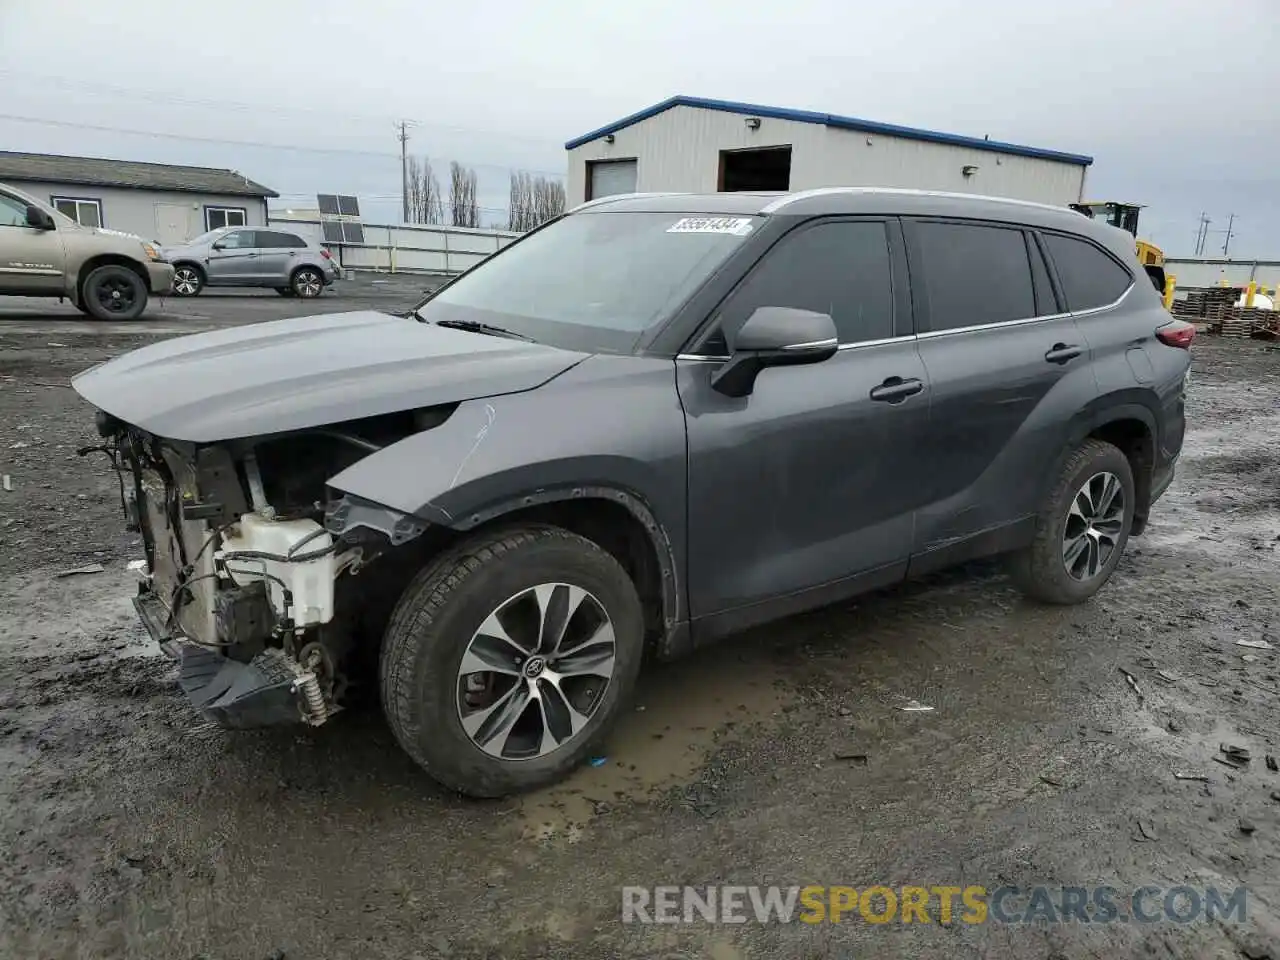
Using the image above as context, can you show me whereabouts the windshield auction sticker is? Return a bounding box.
[667,217,755,236]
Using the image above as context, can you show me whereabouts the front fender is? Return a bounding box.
[325,354,689,619]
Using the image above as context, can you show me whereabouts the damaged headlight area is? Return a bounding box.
[83,410,446,730]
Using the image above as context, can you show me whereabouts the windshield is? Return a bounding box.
[414,211,759,353]
[182,228,225,247]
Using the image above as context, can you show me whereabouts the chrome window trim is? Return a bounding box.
[676,333,914,362]
[917,281,1134,339]
[778,337,838,352]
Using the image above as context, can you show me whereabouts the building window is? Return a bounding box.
[205,206,247,230]
[51,197,102,228]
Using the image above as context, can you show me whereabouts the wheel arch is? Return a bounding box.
[77,254,150,297]
[1064,396,1159,535]
[171,260,206,281]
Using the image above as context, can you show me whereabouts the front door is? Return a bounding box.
[903,219,1100,554]
[205,229,261,284]
[0,191,65,294]
[678,218,930,624]
[154,203,194,245]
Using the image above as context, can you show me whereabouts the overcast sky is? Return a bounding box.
[2,0,1277,255]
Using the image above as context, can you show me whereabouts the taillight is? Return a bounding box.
[1155,320,1195,349]
[320,248,332,260]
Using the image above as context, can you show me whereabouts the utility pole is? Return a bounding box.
[396,121,411,223]
[1221,213,1236,257]
[1194,213,1207,256]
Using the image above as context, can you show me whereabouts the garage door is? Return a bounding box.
[588,159,637,200]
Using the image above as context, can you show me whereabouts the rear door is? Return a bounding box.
[205,229,260,284]
[255,230,306,285]
[904,219,1099,562]
[678,217,930,624]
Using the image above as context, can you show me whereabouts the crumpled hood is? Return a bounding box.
[72,310,587,442]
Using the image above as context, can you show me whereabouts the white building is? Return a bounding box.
[0,151,277,245]
[566,96,1092,208]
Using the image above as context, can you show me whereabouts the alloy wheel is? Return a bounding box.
[173,267,201,296]
[294,270,322,298]
[456,583,616,761]
[1062,471,1125,581]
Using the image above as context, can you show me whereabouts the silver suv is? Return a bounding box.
[164,226,340,299]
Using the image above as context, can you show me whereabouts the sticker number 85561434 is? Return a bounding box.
[666,217,754,236]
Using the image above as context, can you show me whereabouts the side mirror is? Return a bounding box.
[25,206,55,230]
[710,307,838,398]
[211,241,226,251]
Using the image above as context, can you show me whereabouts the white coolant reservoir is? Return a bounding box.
[217,514,336,628]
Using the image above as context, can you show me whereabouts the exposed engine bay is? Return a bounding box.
[84,406,451,729]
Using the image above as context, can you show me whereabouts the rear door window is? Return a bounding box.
[1041,232,1134,311]
[716,220,895,347]
[258,231,307,249]
[913,221,1035,332]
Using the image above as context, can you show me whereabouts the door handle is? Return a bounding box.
[869,376,923,403]
[1045,343,1083,364]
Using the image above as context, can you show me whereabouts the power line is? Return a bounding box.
[0,112,566,180]
[0,69,564,148]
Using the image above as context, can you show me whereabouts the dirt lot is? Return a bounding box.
[1,292,1278,959]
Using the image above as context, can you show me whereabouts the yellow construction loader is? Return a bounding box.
[1069,201,1175,308]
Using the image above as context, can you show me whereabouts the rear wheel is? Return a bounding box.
[172,264,204,297]
[1010,439,1135,604]
[82,265,148,321]
[380,525,644,798]
[291,267,323,299]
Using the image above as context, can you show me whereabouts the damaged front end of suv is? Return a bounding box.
[71,309,593,732]
[86,407,444,728]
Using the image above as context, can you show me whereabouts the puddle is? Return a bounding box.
[514,646,789,839]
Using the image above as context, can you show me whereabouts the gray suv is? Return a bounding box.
[165,226,339,298]
[73,188,1192,798]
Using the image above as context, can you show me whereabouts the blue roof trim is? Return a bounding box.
[564,95,1094,166]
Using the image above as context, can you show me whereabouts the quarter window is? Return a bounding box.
[206,206,247,230]
[915,221,1035,332]
[51,197,102,228]
[1042,232,1133,311]
[718,220,895,347]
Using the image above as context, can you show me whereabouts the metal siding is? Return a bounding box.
[1165,258,1280,290]
[5,180,267,241]
[567,105,1086,206]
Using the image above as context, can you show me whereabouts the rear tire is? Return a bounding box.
[81,265,148,321]
[1010,439,1135,604]
[172,264,204,297]
[379,525,644,798]
[291,267,323,299]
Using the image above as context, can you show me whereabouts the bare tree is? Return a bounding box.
[507,171,565,232]
[406,155,444,224]
[449,162,480,228]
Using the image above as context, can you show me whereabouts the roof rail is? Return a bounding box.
[759,187,1071,216]
[569,191,690,213]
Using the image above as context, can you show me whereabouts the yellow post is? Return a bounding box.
[1163,274,1176,310]
[1245,281,1257,307]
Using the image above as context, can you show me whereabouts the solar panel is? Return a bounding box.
[317,193,363,245]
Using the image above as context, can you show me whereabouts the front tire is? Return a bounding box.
[1010,439,1135,604]
[291,267,323,299]
[380,525,644,798]
[82,265,148,321]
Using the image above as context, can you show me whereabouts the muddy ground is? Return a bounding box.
[1,296,1278,960]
